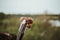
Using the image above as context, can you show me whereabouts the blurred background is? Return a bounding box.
[0,0,60,40]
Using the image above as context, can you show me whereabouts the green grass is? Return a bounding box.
[0,15,60,40]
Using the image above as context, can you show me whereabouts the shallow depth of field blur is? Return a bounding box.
[0,12,60,40]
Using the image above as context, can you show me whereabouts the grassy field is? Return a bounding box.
[0,13,60,40]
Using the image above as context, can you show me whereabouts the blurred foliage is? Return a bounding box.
[0,12,6,20]
[58,14,60,21]
[0,13,60,40]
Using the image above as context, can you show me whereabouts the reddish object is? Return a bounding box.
[26,19,33,28]
[19,17,33,28]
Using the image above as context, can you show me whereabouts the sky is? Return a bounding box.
[0,0,60,14]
